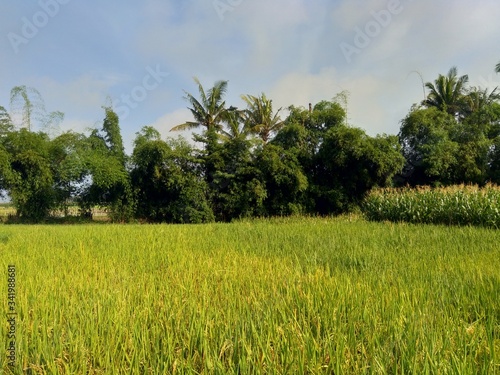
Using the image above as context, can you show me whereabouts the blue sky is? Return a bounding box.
[1,0,499,152]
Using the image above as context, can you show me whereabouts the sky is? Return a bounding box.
[1,0,500,153]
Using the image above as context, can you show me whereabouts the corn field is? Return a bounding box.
[362,184,500,228]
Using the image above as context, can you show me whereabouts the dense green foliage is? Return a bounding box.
[1,130,54,221]
[0,100,135,222]
[1,63,499,222]
[80,107,135,222]
[1,219,499,373]
[399,67,500,186]
[131,127,213,223]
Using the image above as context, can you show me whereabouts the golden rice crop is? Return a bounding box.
[1,218,499,373]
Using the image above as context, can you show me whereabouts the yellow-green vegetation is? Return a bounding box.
[363,184,500,228]
[0,205,16,220]
[0,205,110,223]
[1,218,499,374]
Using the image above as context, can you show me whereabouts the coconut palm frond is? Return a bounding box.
[423,67,469,118]
[170,121,200,132]
[241,93,284,143]
[174,78,230,134]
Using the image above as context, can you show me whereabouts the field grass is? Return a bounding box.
[1,217,499,374]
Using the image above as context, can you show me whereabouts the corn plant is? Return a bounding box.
[363,184,500,228]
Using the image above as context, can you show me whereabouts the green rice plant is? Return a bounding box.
[362,184,500,228]
[0,219,499,373]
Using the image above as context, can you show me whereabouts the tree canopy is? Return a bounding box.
[1,66,499,222]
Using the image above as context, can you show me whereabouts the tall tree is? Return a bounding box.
[10,86,40,132]
[210,121,266,221]
[79,107,133,221]
[170,77,229,133]
[1,129,55,221]
[131,127,214,223]
[241,93,284,143]
[399,107,459,185]
[171,78,232,196]
[218,108,252,143]
[314,126,404,213]
[101,106,126,164]
[496,61,500,73]
[280,100,346,185]
[49,131,89,215]
[280,100,345,160]
[462,87,500,116]
[423,67,469,118]
[255,143,307,216]
[9,85,64,134]
[0,105,13,137]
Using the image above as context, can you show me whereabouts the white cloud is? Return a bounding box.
[268,67,341,110]
[59,118,96,135]
[30,74,121,117]
[268,67,421,135]
[147,107,195,140]
[2,0,500,145]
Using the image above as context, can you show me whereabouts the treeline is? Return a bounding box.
[1,65,499,223]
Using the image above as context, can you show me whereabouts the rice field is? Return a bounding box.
[1,217,499,374]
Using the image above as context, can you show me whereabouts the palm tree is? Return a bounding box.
[423,67,469,118]
[241,93,284,143]
[219,107,251,142]
[170,77,228,133]
[463,87,500,115]
[496,61,500,74]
